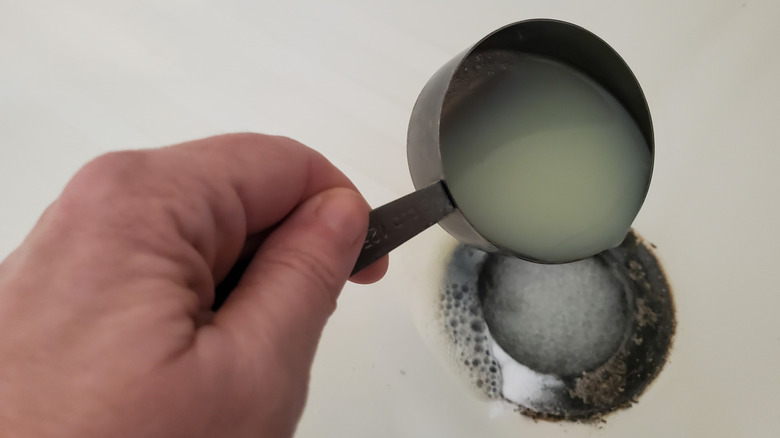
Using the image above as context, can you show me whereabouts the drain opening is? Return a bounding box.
[438,230,675,421]
[480,255,632,377]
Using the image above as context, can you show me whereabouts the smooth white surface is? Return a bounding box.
[1,1,779,436]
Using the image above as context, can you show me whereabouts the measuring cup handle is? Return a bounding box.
[351,180,456,276]
[213,181,455,310]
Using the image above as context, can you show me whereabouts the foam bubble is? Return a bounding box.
[434,247,503,398]
[481,256,630,376]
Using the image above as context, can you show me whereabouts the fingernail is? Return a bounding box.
[316,190,366,247]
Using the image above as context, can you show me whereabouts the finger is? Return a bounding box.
[214,188,368,366]
[155,133,361,280]
[52,133,370,309]
[349,256,389,284]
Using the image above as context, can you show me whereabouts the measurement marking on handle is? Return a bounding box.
[363,225,386,251]
[351,181,456,276]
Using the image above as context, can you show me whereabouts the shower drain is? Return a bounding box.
[438,230,675,421]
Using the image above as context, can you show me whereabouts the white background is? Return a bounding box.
[1,1,779,437]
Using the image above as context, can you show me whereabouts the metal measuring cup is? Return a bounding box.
[351,18,654,274]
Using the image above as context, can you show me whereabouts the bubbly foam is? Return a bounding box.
[481,256,630,376]
[437,247,502,398]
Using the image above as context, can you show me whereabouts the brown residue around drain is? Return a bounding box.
[458,231,676,424]
[627,259,645,280]
[566,247,656,411]
[635,297,659,328]
[510,406,610,424]
[569,353,630,410]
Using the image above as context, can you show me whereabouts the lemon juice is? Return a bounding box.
[441,52,651,262]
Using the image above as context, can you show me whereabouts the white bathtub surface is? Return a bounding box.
[2,1,779,436]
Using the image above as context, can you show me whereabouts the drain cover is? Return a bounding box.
[438,230,675,421]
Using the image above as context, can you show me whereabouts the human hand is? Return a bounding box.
[0,133,387,438]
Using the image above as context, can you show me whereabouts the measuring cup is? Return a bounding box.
[351,18,654,274]
[213,19,654,308]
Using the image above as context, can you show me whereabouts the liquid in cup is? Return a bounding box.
[441,52,651,263]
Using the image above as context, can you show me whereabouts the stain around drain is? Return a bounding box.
[438,230,675,421]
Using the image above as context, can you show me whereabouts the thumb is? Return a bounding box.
[214,188,368,364]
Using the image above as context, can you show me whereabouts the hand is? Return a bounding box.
[0,133,388,438]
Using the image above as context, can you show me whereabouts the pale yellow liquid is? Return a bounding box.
[441,52,651,263]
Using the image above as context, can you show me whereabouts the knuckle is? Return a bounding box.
[79,150,149,182]
[54,150,160,228]
[268,134,305,149]
[214,132,303,150]
[209,133,309,168]
[65,150,151,200]
[217,132,269,145]
[227,132,308,155]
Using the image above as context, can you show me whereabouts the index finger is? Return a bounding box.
[158,133,388,283]
[57,133,387,306]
